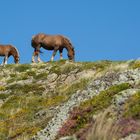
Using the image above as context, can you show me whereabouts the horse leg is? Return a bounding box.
[37,53,43,63]
[5,56,8,64]
[32,51,36,63]
[32,50,42,63]
[51,49,57,61]
[1,55,8,65]
[59,49,63,60]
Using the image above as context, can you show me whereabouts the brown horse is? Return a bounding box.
[31,33,75,62]
[0,44,19,65]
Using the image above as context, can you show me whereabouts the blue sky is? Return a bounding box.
[0,0,140,63]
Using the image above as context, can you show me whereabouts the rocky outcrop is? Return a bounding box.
[0,60,140,140]
[33,68,140,140]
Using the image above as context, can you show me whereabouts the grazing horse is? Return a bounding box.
[0,45,19,65]
[31,33,75,62]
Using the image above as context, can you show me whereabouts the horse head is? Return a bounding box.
[68,47,75,61]
[11,47,20,64]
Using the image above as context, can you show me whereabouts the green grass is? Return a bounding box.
[57,78,90,97]
[129,60,140,69]
[14,64,32,72]
[0,93,66,139]
[0,94,10,100]
[79,60,112,71]
[61,63,77,74]
[123,91,140,119]
[6,83,45,95]
[34,72,48,80]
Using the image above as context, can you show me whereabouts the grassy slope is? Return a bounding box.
[0,60,140,140]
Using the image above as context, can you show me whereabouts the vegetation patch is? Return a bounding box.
[79,60,112,71]
[0,94,65,139]
[129,60,140,69]
[57,78,90,97]
[58,83,131,138]
[123,92,140,119]
[0,86,6,91]
[34,72,48,80]
[61,63,77,74]
[6,83,45,96]
[14,64,31,72]
[49,65,61,75]
[0,94,10,100]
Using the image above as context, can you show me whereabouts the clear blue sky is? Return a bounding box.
[0,0,140,63]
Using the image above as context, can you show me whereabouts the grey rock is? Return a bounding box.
[65,75,76,84]
[47,73,58,83]
[33,69,140,140]
[59,136,77,140]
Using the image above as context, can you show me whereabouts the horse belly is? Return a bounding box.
[42,45,54,50]
[0,48,5,56]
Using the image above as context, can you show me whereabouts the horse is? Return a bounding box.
[0,44,20,65]
[31,33,75,63]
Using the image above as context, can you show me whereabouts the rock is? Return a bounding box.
[119,134,139,140]
[76,70,96,79]
[33,68,140,140]
[47,73,58,83]
[65,75,76,84]
[59,136,77,140]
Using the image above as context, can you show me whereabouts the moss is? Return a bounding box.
[14,64,31,72]
[123,92,140,119]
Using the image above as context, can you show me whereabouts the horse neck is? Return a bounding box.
[65,45,73,53]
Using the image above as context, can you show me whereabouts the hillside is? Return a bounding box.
[0,60,140,140]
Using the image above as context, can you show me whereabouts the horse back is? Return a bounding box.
[0,45,13,56]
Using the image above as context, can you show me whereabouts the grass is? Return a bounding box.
[6,83,45,96]
[0,93,10,100]
[129,60,140,69]
[1,61,138,139]
[14,64,32,72]
[79,60,112,71]
[34,72,48,80]
[0,86,6,91]
[58,83,131,138]
[0,93,66,139]
[123,91,140,119]
[56,78,90,97]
